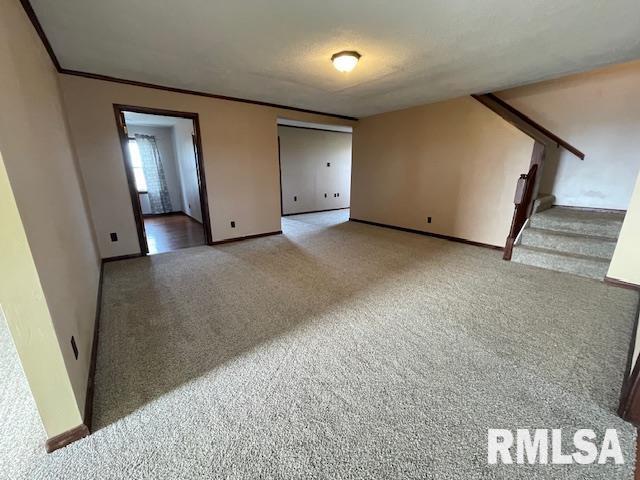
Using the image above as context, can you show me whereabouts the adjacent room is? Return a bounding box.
[278,119,353,234]
[1,0,640,479]
[122,110,209,255]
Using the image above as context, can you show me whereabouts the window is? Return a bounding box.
[127,139,147,192]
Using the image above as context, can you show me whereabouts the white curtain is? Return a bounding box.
[135,134,173,214]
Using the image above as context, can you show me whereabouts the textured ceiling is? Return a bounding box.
[31,0,640,117]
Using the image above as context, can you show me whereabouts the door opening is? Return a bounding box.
[276,119,353,233]
[114,105,212,255]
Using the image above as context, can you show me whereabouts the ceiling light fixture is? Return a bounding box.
[331,51,361,73]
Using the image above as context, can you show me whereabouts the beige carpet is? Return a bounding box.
[1,209,638,479]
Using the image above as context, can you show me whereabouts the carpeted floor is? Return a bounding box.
[1,209,639,479]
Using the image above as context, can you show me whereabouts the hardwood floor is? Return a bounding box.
[144,213,205,254]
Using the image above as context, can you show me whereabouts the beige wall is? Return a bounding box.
[498,60,640,210]
[632,311,640,375]
[59,76,355,257]
[173,118,203,223]
[608,171,640,286]
[279,126,352,215]
[0,152,83,438]
[0,0,100,437]
[605,158,640,372]
[351,96,534,247]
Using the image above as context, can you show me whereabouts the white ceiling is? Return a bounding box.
[124,112,181,127]
[32,0,640,118]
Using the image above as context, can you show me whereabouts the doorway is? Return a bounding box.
[114,105,212,255]
[277,119,353,220]
[277,119,353,236]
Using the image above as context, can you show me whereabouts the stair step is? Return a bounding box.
[520,228,617,260]
[529,207,625,239]
[511,245,610,280]
[532,194,555,214]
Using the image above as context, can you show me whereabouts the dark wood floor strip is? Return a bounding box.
[144,213,205,254]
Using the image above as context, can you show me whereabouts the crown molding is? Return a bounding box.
[19,0,358,122]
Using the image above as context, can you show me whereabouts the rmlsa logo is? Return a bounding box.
[488,429,624,465]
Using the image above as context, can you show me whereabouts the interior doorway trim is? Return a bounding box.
[113,104,213,254]
[277,135,283,216]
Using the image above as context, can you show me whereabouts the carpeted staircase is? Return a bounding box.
[512,198,625,280]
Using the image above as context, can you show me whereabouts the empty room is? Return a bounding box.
[120,109,209,255]
[1,0,640,479]
[278,119,352,233]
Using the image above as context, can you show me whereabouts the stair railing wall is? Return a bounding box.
[471,93,585,160]
[471,93,583,259]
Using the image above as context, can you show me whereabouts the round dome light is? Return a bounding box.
[331,51,361,73]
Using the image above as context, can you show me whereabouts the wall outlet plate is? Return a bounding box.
[230,221,236,228]
[110,232,118,242]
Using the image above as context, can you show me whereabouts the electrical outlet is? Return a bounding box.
[110,232,118,242]
[427,217,432,224]
[188,203,191,209]
[337,193,340,197]
[230,221,236,228]
[324,193,327,198]
[294,195,297,202]
[71,336,78,360]
[327,162,331,167]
